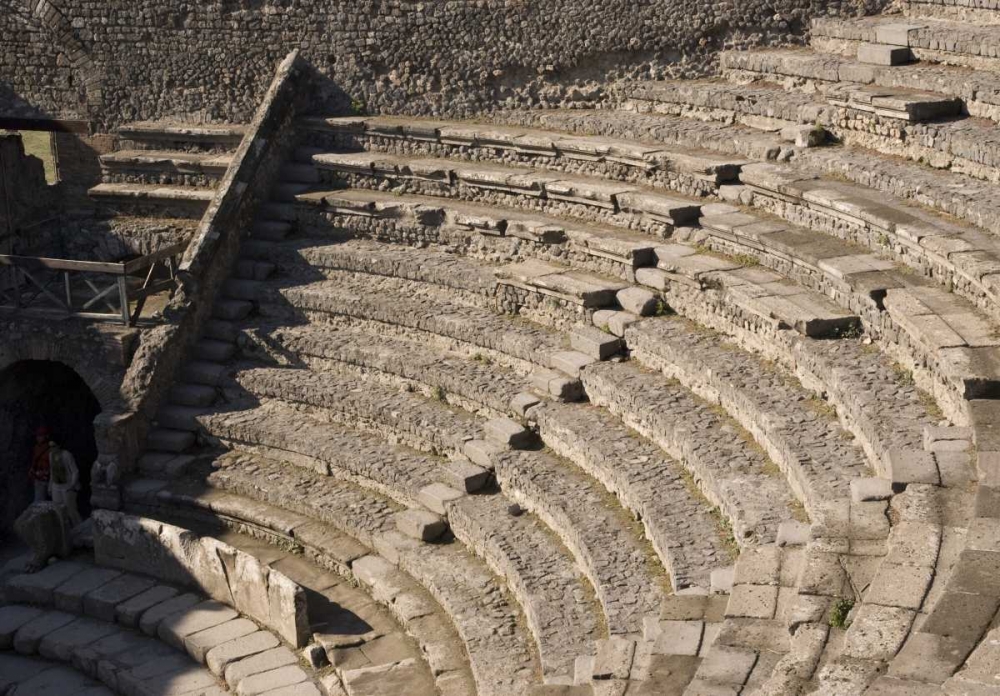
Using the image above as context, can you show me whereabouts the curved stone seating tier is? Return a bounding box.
[86,183,216,218]
[124,457,545,695]
[196,401,449,509]
[241,272,570,373]
[624,79,1000,185]
[232,366,482,458]
[581,359,799,545]
[625,317,871,512]
[115,122,247,153]
[253,251,627,332]
[288,188,674,283]
[811,15,1000,72]
[905,0,1000,24]
[298,115,746,199]
[488,447,668,638]
[720,48,1000,123]
[530,400,734,592]
[691,200,1000,426]
[238,323,530,417]
[98,150,233,188]
[490,108,788,163]
[305,152,703,239]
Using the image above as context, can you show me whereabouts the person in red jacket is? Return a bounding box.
[28,425,51,503]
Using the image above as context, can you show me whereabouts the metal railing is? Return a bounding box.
[0,241,187,325]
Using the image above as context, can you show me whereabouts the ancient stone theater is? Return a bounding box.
[2,0,999,693]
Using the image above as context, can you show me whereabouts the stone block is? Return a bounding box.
[510,392,541,418]
[874,23,923,46]
[921,591,1000,639]
[235,664,309,695]
[857,43,912,66]
[776,521,810,547]
[841,604,915,661]
[14,503,73,570]
[780,124,825,148]
[341,659,431,696]
[850,478,893,503]
[185,618,258,664]
[83,573,155,622]
[865,563,932,610]
[888,448,940,488]
[733,547,781,586]
[695,645,758,686]
[889,632,974,683]
[418,483,464,515]
[924,426,972,451]
[52,567,122,615]
[205,631,280,676]
[139,592,202,636]
[394,510,448,542]
[592,637,635,679]
[484,417,534,449]
[726,585,778,620]
[224,645,297,688]
[711,567,734,594]
[647,619,703,656]
[158,600,239,651]
[463,439,500,470]
[606,311,639,337]
[441,457,490,493]
[0,605,44,650]
[116,584,180,628]
[37,617,117,662]
[13,610,76,654]
[617,286,658,316]
[570,324,623,360]
[549,350,596,377]
[6,561,85,605]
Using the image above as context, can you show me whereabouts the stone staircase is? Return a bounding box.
[88,122,245,219]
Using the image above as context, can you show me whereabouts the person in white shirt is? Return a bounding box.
[48,440,81,527]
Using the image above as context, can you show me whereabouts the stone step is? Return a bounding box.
[213,299,253,321]
[625,316,871,515]
[307,151,703,233]
[86,182,215,216]
[531,400,735,592]
[292,188,662,279]
[0,652,114,695]
[253,220,293,241]
[299,114,748,193]
[203,318,238,343]
[193,338,235,362]
[260,202,296,222]
[272,181,312,202]
[629,76,961,123]
[198,400,459,508]
[145,427,195,454]
[581,359,798,546]
[155,405,207,432]
[132,458,535,696]
[137,452,196,477]
[169,383,218,408]
[279,162,320,183]
[232,366,482,457]
[116,120,246,152]
[99,149,232,188]
[237,323,530,416]
[811,15,1000,71]
[720,48,1000,123]
[181,360,228,387]
[222,279,262,302]
[495,259,628,311]
[234,259,276,281]
[906,0,1000,24]
[647,240,860,338]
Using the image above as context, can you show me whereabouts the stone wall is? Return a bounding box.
[0,0,889,128]
[92,510,310,647]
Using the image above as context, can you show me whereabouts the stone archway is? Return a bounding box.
[0,360,101,538]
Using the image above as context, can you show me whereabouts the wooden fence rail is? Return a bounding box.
[0,242,186,325]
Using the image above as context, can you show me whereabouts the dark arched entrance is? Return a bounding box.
[0,360,100,538]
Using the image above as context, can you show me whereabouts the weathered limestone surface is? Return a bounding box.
[91,510,309,647]
[582,359,797,545]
